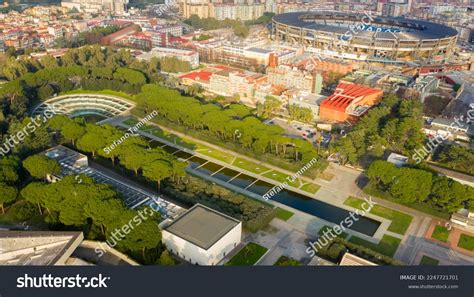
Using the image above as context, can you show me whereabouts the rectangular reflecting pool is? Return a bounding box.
[201,169,380,237]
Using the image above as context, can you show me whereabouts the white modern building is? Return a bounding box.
[162,204,242,265]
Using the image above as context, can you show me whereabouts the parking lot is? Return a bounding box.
[266,118,331,147]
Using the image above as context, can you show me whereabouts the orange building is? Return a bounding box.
[319,82,383,122]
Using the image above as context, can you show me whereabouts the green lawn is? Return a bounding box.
[232,158,270,174]
[274,256,301,266]
[61,89,135,101]
[319,225,348,239]
[263,170,301,188]
[195,144,234,163]
[226,242,268,266]
[300,183,321,194]
[457,234,474,251]
[431,225,450,242]
[420,255,439,266]
[275,208,294,221]
[349,235,401,257]
[343,196,413,235]
[123,118,139,126]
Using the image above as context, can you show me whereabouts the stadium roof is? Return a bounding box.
[163,204,240,250]
[320,82,383,112]
[273,12,458,41]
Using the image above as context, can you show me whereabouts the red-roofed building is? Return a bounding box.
[319,82,383,122]
[180,71,214,89]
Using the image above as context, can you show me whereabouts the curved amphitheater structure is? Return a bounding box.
[272,12,458,63]
[32,94,135,118]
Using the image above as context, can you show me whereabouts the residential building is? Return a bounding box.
[151,24,183,37]
[151,31,169,48]
[267,65,323,94]
[412,76,440,102]
[47,25,64,40]
[61,0,129,15]
[178,0,265,20]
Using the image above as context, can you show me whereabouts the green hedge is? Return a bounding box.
[162,176,276,232]
[316,237,403,266]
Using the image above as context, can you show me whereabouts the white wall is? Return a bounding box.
[162,222,242,265]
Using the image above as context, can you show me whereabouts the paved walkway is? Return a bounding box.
[424,221,474,257]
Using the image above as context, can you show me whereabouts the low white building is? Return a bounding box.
[450,209,474,231]
[386,153,408,167]
[162,204,242,265]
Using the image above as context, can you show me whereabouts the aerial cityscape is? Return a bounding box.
[0,0,473,281]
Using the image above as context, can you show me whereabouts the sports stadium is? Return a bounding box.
[272,12,458,64]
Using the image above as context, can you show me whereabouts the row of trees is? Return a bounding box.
[163,175,276,232]
[21,171,163,261]
[288,104,314,124]
[0,151,171,264]
[433,144,474,175]
[134,84,326,169]
[366,160,474,213]
[0,48,150,120]
[0,156,21,214]
[49,115,187,190]
[336,95,425,165]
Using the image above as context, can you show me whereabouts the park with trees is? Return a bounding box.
[366,160,474,215]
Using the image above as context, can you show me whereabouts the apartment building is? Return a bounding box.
[267,65,323,94]
[61,0,129,15]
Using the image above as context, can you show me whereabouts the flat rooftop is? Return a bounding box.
[0,231,83,266]
[164,204,240,250]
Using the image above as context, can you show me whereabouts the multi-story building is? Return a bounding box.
[213,3,265,21]
[151,24,183,37]
[209,68,266,99]
[137,47,200,69]
[128,32,152,50]
[267,65,323,94]
[179,0,265,21]
[151,32,169,48]
[380,2,409,17]
[61,0,129,15]
[47,25,64,40]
